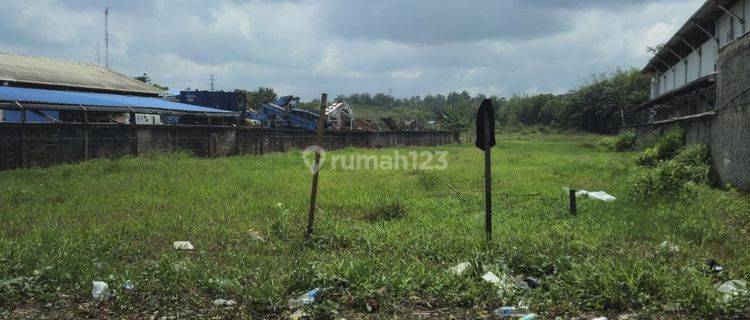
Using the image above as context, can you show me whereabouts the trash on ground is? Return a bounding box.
[173,241,194,250]
[248,229,265,242]
[706,259,724,274]
[717,279,748,303]
[449,262,471,275]
[91,281,110,301]
[576,190,616,202]
[520,314,539,320]
[481,271,502,285]
[522,276,540,289]
[515,280,530,290]
[288,288,321,309]
[122,280,134,291]
[365,298,380,313]
[493,306,531,318]
[482,271,517,294]
[289,310,309,320]
[212,298,237,306]
[592,317,608,320]
[658,241,680,254]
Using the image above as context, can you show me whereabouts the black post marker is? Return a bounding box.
[569,189,577,216]
[475,99,496,244]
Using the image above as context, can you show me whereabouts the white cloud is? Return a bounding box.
[0,0,705,99]
[389,69,422,80]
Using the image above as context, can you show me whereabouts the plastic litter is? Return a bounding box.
[91,281,110,301]
[523,276,540,289]
[173,241,194,250]
[481,271,502,285]
[494,306,530,318]
[717,279,748,303]
[122,280,134,291]
[706,259,724,274]
[576,190,616,202]
[515,280,530,290]
[449,262,471,275]
[520,314,539,320]
[288,288,321,309]
[592,317,608,320]
[212,298,237,306]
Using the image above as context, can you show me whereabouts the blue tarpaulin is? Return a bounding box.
[0,86,235,114]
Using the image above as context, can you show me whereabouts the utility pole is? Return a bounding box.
[97,42,100,65]
[210,74,215,91]
[104,7,109,68]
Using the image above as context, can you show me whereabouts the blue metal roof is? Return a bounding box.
[0,86,235,114]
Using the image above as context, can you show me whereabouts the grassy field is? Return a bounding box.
[1,134,749,319]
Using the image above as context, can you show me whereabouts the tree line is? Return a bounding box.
[239,68,649,134]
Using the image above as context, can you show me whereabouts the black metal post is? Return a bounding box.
[569,189,577,216]
[484,115,492,243]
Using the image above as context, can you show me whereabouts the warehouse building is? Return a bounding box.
[0,53,237,125]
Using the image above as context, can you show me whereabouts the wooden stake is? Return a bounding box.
[306,93,327,240]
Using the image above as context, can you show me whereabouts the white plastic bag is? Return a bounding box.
[448,262,471,275]
[576,190,616,202]
[173,241,194,250]
[92,281,110,301]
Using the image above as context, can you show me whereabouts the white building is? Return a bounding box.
[646,0,747,98]
[630,0,749,125]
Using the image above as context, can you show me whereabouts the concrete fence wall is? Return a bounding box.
[711,32,750,190]
[0,123,457,170]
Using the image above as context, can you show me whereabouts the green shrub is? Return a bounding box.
[654,127,684,160]
[630,145,710,197]
[599,137,617,150]
[634,148,658,167]
[599,131,637,152]
[673,144,709,167]
[614,131,637,151]
[634,127,685,167]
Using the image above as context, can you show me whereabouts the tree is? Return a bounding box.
[561,69,649,133]
[435,105,472,133]
[245,87,277,111]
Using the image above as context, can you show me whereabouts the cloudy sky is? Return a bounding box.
[0,0,703,100]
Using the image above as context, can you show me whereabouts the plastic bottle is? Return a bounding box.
[494,306,531,318]
[288,288,321,309]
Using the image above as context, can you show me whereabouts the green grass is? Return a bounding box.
[1,134,749,318]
